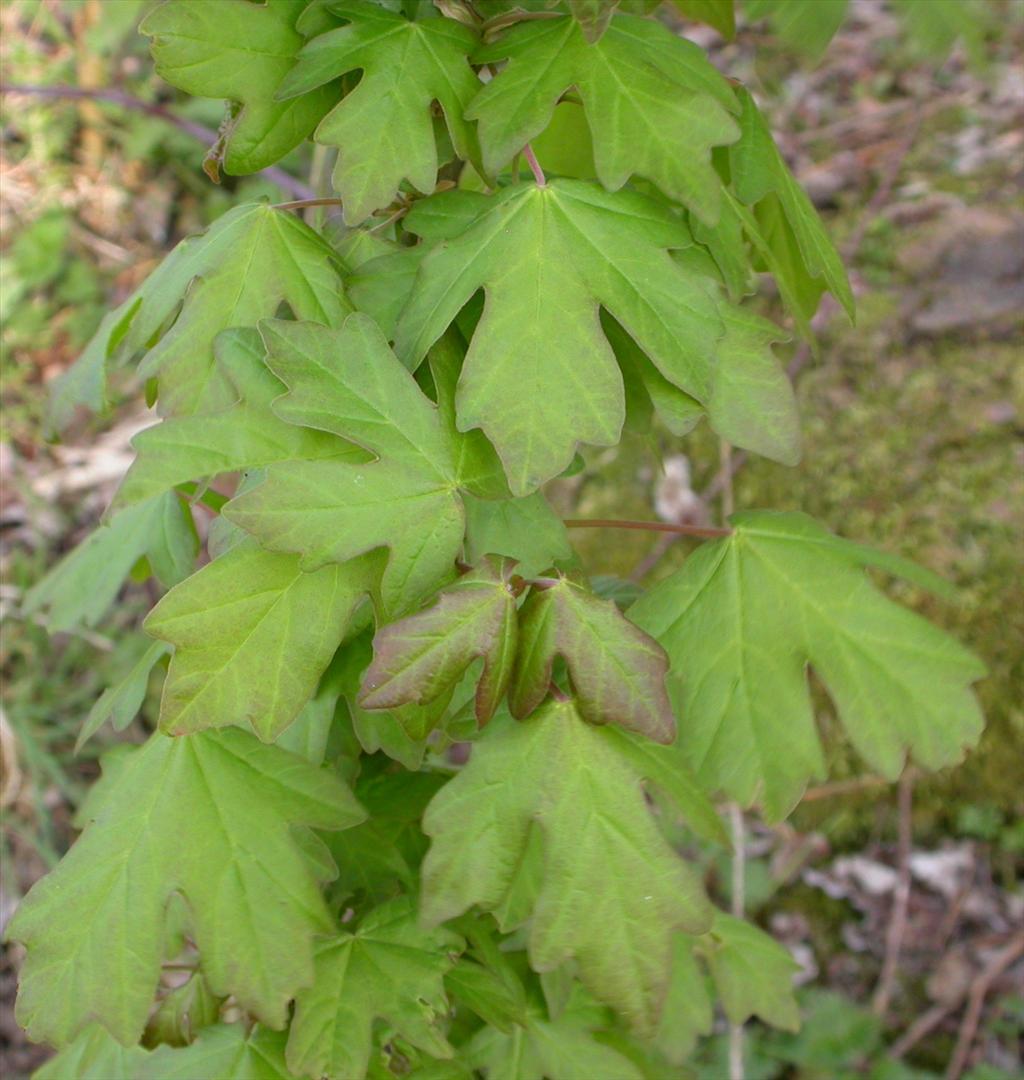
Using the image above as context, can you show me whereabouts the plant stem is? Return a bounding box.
[728,802,746,1080]
[563,519,731,538]
[275,197,346,213]
[872,770,914,1017]
[522,143,547,187]
[0,83,316,200]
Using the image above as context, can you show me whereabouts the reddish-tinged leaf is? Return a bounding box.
[510,573,675,743]
[360,556,522,724]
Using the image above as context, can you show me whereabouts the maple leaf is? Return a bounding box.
[469,13,739,221]
[671,0,736,38]
[76,640,170,751]
[8,729,365,1047]
[141,0,335,174]
[510,572,676,744]
[396,180,793,493]
[146,1024,293,1079]
[462,493,573,578]
[60,203,348,418]
[701,912,801,1030]
[630,511,986,820]
[34,1025,150,1080]
[286,896,463,1080]
[113,328,368,509]
[421,701,712,1033]
[278,0,482,223]
[224,314,497,614]
[24,492,196,632]
[145,540,375,741]
[360,556,522,724]
[729,87,854,323]
[465,995,646,1080]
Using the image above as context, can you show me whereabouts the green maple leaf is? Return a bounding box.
[465,991,646,1080]
[76,640,170,751]
[421,701,712,1032]
[729,87,854,322]
[145,1024,293,1079]
[145,539,375,741]
[360,556,522,724]
[114,328,368,508]
[286,896,463,1080]
[510,573,676,744]
[671,0,736,38]
[462,493,573,578]
[396,180,795,493]
[469,13,739,221]
[34,1025,150,1080]
[24,492,196,631]
[8,729,365,1047]
[701,912,801,1030]
[278,0,481,223]
[141,0,335,174]
[224,314,497,614]
[630,511,986,820]
[745,0,848,60]
[62,203,348,418]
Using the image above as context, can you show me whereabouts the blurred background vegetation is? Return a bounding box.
[0,1,1021,1077]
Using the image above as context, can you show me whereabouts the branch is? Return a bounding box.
[564,518,731,538]
[872,770,914,1017]
[0,83,315,201]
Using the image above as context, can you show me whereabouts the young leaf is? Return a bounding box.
[701,912,801,1030]
[34,1025,150,1080]
[286,896,463,1080]
[145,540,374,741]
[630,511,986,820]
[465,995,646,1080]
[396,180,754,493]
[469,14,739,221]
[91,204,348,416]
[24,492,196,631]
[8,729,365,1047]
[145,1024,292,1080]
[670,0,736,39]
[744,0,848,60]
[360,556,522,724]
[651,936,713,1065]
[279,0,481,223]
[463,493,573,578]
[224,314,487,614]
[141,0,335,174]
[76,640,170,751]
[114,328,368,508]
[730,87,854,321]
[421,702,712,1033]
[511,573,676,744]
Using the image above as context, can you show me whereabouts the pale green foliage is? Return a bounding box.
[631,512,986,819]
[141,0,334,174]
[471,14,739,222]
[8,730,364,1046]
[24,492,195,631]
[224,314,501,614]
[281,0,481,223]
[287,897,463,1079]
[145,540,373,740]
[15,0,989,1074]
[422,702,713,1032]
[396,180,798,492]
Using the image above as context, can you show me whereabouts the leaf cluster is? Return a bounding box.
[12,1,989,1078]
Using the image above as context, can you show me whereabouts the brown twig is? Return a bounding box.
[872,770,915,1017]
[800,774,893,802]
[274,197,346,213]
[945,934,1024,1080]
[0,83,315,200]
[564,518,732,538]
